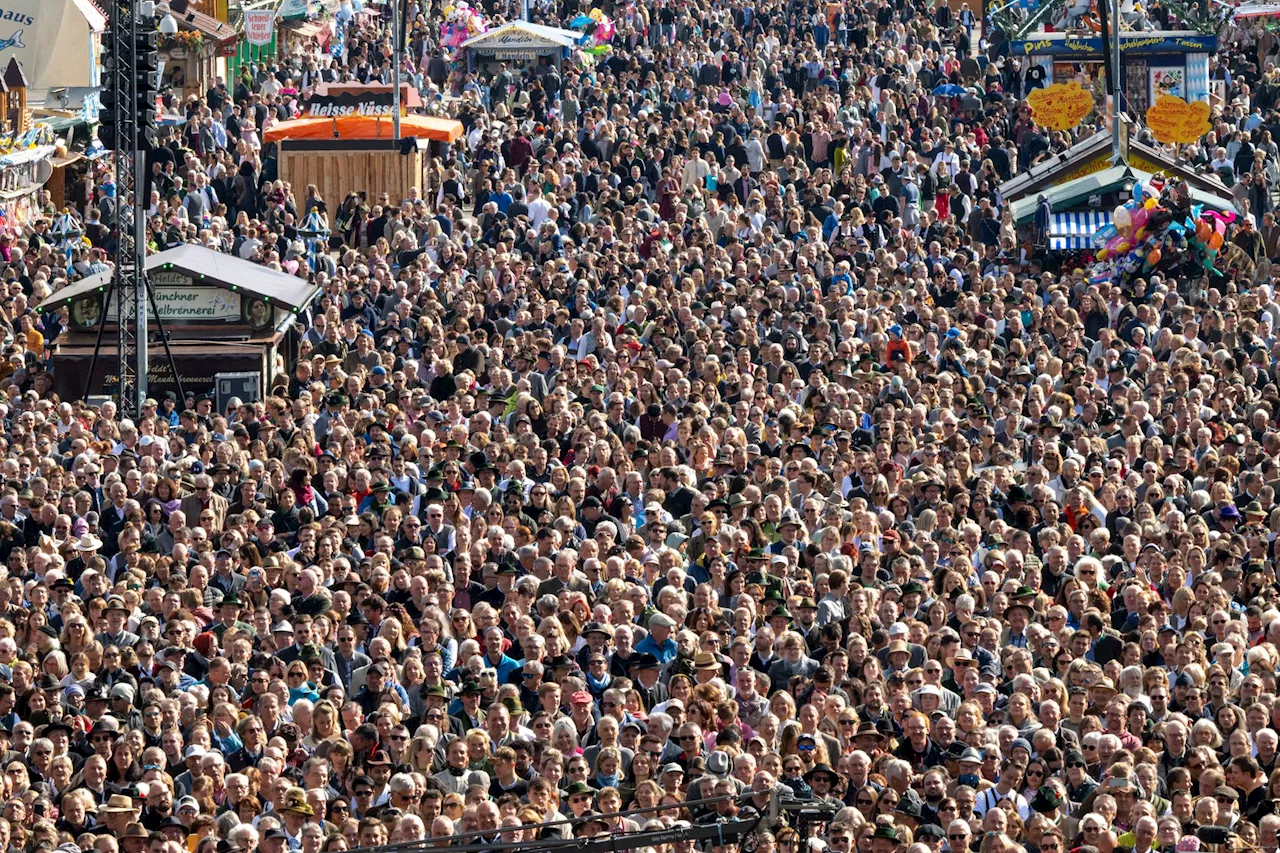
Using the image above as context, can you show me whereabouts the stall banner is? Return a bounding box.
[1013,33,1216,56]
[105,284,241,322]
[304,91,397,116]
[1026,81,1094,130]
[1145,94,1211,144]
[244,9,276,45]
[278,0,314,19]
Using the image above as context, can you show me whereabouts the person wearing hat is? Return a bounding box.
[801,761,841,804]
[870,823,899,853]
[99,793,140,833]
[630,653,668,709]
[96,597,139,651]
[575,621,614,672]
[1058,749,1097,810]
[691,650,725,684]
[421,683,465,738]
[1027,782,1076,837]
[210,593,254,643]
[884,639,914,678]
[562,781,597,819]
[876,622,926,669]
[178,473,229,532]
[999,593,1035,649]
[271,786,314,840]
[450,679,487,731]
[118,822,149,853]
[793,596,821,649]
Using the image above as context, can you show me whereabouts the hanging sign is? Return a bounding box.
[105,287,241,322]
[244,9,276,45]
[1145,94,1211,144]
[1026,81,1094,131]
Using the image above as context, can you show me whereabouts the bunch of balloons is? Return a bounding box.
[569,9,615,55]
[440,1,488,51]
[1090,178,1234,286]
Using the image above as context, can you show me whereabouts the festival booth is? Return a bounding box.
[0,61,61,238]
[1009,31,1215,117]
[31,86,101,209]
[999,122,1236,278]
[1002,120,1236,224]
[277,0,333,53]
[461,22,580,74]
[264,112,463,209]
[158,7,241,100]
[36,244,322,400]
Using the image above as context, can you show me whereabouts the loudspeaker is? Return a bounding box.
[215,372,261,412]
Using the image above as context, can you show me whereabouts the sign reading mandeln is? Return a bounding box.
[1145,94,1211,144]
[1026,82,1095,131]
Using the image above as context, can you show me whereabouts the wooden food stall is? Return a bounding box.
[36,244,322,400]
[159,8,241,100]
[264,112,464,208]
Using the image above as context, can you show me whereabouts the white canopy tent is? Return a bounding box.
[462,22,580,71]
[1232,3,1280,17]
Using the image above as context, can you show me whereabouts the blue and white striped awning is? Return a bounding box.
[1050,211,1111,250]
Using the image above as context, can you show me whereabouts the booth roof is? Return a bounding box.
[1009,165,1237,223]
[1228,3,1280,17]
[71,0,107,32]
[178,8,242,42]
[262,113,464,144]
[37,244,321,313]
[461,21,582,50]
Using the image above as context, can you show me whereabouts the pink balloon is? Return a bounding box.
[1106,235,1131,255]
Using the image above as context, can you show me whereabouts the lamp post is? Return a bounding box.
[392,0,401,141]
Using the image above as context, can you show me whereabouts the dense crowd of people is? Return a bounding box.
[9,1,1280,853]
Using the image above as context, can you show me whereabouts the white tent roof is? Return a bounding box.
[462,21,580,51]
[1233,3,1280,17]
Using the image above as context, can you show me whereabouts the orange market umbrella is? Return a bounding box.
[263,114,464,144]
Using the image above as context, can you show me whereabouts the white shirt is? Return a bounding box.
[932,150,961,178]
[528,197,552,232]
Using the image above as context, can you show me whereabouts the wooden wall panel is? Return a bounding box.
[279,145,424,213]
